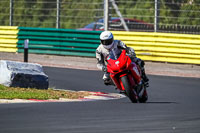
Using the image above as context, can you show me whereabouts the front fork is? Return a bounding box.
[110,63,142,91]
[110,73,136,91]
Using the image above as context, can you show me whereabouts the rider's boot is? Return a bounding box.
[103,72,115,86]
[142,71,149,87]
[104,78,112,85]
[140,66,149,87]
[135,58,149,87]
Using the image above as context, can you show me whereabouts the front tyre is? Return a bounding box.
[121,76,138,103]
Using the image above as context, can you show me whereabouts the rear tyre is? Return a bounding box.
[121,76,138,103]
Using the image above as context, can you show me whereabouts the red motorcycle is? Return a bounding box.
[106,49,148,103]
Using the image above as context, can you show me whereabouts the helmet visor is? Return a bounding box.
[101,38,113,46]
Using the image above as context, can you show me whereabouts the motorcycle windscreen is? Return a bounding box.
[107,49,123,60]
[107,50,127,73]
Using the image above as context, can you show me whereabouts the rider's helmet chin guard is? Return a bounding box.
[100,31,114,50]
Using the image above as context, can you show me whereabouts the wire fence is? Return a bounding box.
[0,0,200,34]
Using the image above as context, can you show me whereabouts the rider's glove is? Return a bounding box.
[136,58,145,67]
[125,47,136,58]
[128,49,136,58]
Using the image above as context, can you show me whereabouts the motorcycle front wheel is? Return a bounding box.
[121,75,138,103]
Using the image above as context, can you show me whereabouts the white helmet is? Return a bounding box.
[100,31,114,50]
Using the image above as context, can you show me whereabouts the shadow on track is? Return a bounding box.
[146,101,178,104]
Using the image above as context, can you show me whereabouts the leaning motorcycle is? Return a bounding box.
[106,49,148,103]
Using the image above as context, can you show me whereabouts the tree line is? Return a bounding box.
[0,0,199,29]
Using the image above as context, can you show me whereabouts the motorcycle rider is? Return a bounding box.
[96,31,149,86]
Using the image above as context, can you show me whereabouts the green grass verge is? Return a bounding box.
[0,84,90,100]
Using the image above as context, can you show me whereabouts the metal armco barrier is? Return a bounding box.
[112,31,200,65]
[1,26,200,65]
[0,26,19,52]
[17,27,101,57]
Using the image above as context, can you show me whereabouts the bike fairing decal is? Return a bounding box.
[115,61,120,65]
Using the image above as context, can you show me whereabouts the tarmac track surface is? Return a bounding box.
[0,67,200,133]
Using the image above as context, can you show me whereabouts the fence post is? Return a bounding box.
[24,39,29,62]
[9,0,13,26]
[154,0,160,32]
[56,0,60,29]
[104,0,109,31]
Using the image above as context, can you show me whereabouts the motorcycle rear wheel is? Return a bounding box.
[121,76,138,103]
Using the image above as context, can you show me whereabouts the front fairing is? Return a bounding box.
[106,50,132,74]
[106,49,141,90]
